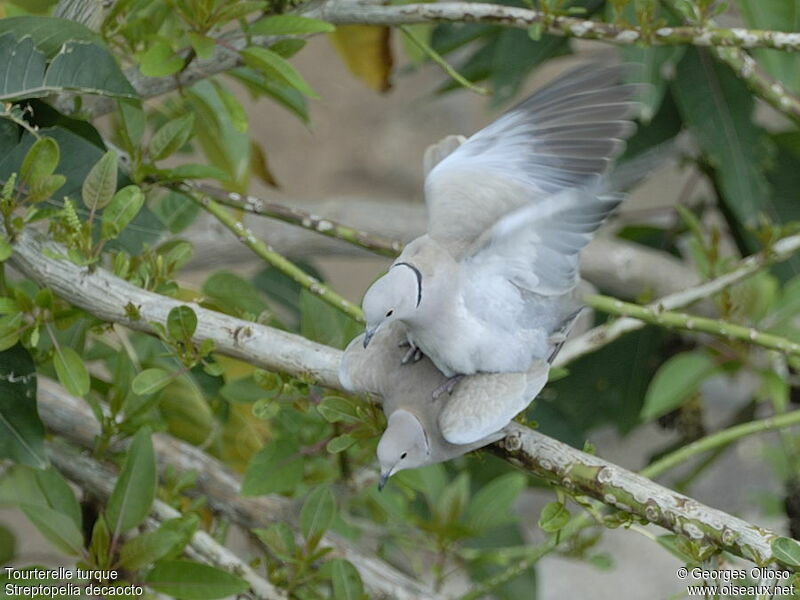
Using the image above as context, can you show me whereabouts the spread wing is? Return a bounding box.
[439,360,549,445]
[464,187,623,296]
[424,63,638,256]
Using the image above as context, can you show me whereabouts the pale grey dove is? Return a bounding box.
[339,322,550,487]
[360,63,639,389]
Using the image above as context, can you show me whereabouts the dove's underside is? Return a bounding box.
[340,322,550,450]
[378,63,638,377]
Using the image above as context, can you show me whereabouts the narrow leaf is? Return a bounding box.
[144,560,248,600]
[53,345,90,397]
[149,114,195,161]
[82,149,118,211]
[241,46,318,98]
[300,485,336,548]
[106,428,156,536]
[640,351,717,421]
[250,14,335,35]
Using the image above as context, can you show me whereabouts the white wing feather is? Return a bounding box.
[424,63,638,255]
[439,360,549,445]
[464,187,623,296]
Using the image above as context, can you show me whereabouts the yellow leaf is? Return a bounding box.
[328,25,393,92]
[250,141,279,188]
[221,404,271,472]
[215,354,255,381]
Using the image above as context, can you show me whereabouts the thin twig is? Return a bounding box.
[178,182,403,258]
[556,233,800,367]
[188,189,365,323]
[585,293,800,357]
[643,410,800,480]
[398,24,489,96]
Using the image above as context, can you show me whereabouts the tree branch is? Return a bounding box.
[70,0,800,119]
[47,439,286,600]
[586,293,800,357]
[641,409,800,480]
[187,189,365,322]
[12,228,791,569]
[492,423,782,566]
[555,233,800,367]
[180,183,404,258]
[314,2,800,52]
[37,378,439,600]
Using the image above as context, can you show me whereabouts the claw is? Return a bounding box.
[399,340,424,365]
[432,374,464,400]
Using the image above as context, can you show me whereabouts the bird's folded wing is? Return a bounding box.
[439,360,549,445]
[423,63,638,256]
[464,188,623,296]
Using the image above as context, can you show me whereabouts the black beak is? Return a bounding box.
[363,329,375,348]
[378,470,390,491]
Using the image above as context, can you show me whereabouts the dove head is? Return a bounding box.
[362,263,422,348]
[377,409,430,490]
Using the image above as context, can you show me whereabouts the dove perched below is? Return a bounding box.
[339,322,550,487]
[361,63,639,385]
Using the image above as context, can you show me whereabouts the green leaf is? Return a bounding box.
[772,536,800,568]
[465,473,526,533]
[0,238,12,261]
[118,98,145,149]
[0,16,103,58]
[300,485,336,548]
[0,524,15,564]
[120,515,199,571]
[188,32,215,60]
[152,190,201,233]
[132,368,173,396]
[211,80,248,133]
[300,289,360,349]
[433,472,470,527]
[202,271,267,317]
[241,439,303,496]
[102,185,145,240]
[229,67,309,124]
[53,344,90,397]
[137,39,185,77]
[167,305,198,341]
[20,136,59,187]
[88,514,110,567]
[253,523,298,561]
[538,501,570,533]
[672,48,771,229]
[0,33,136,101]
[317,396,362,425]
[165,164,230,181]
[82,149,118,211]
[640,351,717,421]
[241,46,319,98]
[0,346,46,468]
[327,559,365,600]
[0,313,23,351]
[656,533,701,564]
[149,113,195,161]
[145,560,248,600]
[106,428,156,536]
[326,434,356,453]
[21,504,83,555]
[250,14,335,35]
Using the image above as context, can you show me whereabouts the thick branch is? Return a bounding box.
[314,2,800,52]
[492,423,781,566]
[15,230,790,569]
[37,378,438,600]
[47,440,286,600]
[9,228,343,389]
[72,1,800,118]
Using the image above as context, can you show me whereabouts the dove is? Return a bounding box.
[361,62,639,387]
[339,322,551,488]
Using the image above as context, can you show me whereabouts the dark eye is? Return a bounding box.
[386,310,394,317]
[400,452,407,459]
